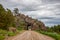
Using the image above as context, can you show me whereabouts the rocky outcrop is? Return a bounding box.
[15,13,46,30]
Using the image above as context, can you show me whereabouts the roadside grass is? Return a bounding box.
[0,29,23,40]
[0,35,5,40]
[7,31,16,36]
[0,29,7,40]
[36,30,60,40]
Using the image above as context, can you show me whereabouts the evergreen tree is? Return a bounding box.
[0,4,15,30]
[14,8,19,15]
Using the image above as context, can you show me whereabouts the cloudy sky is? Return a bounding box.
[0,0,60,26]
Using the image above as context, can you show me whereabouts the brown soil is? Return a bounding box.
[5,31,55,40]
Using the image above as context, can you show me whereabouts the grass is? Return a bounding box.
[7,31,16,36]
[0,25,24,40]
[7,29,22,36]
[0,35,5,40]
[0,29,7,40]
[0,29,22,40]
[36,30,60,40]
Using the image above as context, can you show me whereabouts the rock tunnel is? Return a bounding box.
[26,23,32,30]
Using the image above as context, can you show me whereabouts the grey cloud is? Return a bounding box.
[39,18,60,26]
[46,20,60,24]
[55,13,60,15]
[0,0,60,26]
[37,17,55,19]
[42,0,60,4]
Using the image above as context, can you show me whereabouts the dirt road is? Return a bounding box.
[6,31,55,40]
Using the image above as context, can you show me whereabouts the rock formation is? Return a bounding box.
[15,13,46,30]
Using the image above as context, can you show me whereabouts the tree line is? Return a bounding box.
[0,4,15,30]
[46,25,60,33]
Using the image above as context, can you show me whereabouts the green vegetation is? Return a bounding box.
[0,4,15,40]
[14,8,19,15]
[36,25,60,40]
[7,31,16,36]
[46,25,60,33]
[0,29,20,40]
[0,4,23,40]
[0,4,15,30]
[0,29,23,40]
[0,35,5,40]
[0,29,7,40]
[37,30,60,40]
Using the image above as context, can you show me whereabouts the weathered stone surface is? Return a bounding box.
[8,27,16,32]
[15,13,46,30]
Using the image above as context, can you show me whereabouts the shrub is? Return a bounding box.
[37,31,60,40]
[0,29,7,40]
[0,35,5,40]
[7,31,16,36]
[0,29,7,36]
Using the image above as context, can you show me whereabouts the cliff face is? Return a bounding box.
[15,13,46,30]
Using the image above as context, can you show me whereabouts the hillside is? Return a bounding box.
[15,13,46,30]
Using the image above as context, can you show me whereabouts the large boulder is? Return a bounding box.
[8,27,16,32]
